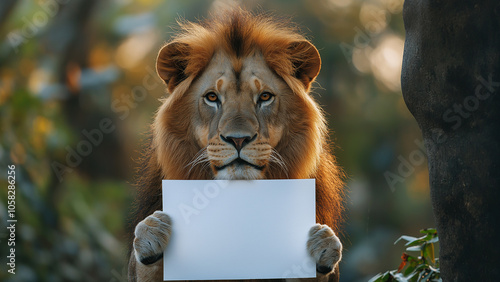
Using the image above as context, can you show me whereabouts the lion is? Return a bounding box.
[128,8,345,282]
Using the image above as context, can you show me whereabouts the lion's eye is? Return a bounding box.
[258,92,274,103]
[205,92,219,103]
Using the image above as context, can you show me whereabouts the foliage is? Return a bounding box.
[369,228,441,282]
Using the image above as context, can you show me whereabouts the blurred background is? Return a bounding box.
[0,0,435,281]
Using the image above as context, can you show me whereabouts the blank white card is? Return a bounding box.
[162,179,316,280]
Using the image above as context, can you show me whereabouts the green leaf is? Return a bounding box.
[412,264,428,274]
[427,237,439,244]
[392,272,408,281]
[423,242,435,264]
[403,262,416,276]
[428,265,440,273]
[406,255,419,262]
[405,239,425,247]
[420,228,437,235]
[372,229,440,282]
[368,272,388,282]
[382,271,394,281]
[395,235,419,245]
[406,271,420,282]
[406,245,422,252]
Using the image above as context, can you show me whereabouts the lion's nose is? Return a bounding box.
[220,134,257,152]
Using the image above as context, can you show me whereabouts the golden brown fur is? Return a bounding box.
[129,8,344,282]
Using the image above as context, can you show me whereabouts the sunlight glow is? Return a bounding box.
[369,35,404,92]
[359,3,388,34]
[115,29,159,70]
[328,0,353,9]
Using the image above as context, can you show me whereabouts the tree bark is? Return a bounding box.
[402,0,500,280]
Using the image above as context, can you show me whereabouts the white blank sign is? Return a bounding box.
[162,179,316,280]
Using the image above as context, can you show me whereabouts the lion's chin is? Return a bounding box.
[214,165,264,180]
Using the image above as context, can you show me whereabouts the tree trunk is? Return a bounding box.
[401,0,500,280]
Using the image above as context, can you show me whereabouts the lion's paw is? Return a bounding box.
[307,224,342,275]
[133,211,172,265]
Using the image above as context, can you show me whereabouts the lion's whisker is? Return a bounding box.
[186,147,210,174]
[270,149,288,177]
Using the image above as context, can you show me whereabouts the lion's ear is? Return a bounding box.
[288,41,321,91]
[156,42,189,93]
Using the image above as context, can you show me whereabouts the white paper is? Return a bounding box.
[162,179,316,280]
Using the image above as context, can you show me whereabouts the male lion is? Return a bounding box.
[129,9,345,282]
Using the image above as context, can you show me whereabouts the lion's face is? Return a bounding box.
[190,51,288,180]
[153,12,324,181]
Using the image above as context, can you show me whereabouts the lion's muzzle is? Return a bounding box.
[208,131,272,180]
[220,134,257,152]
